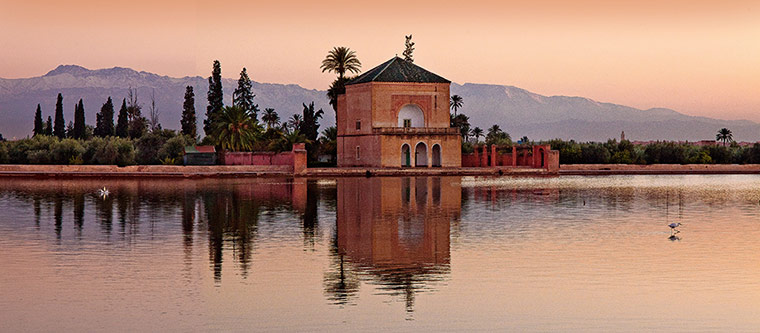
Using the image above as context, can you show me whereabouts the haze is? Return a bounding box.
[1,0,758,121]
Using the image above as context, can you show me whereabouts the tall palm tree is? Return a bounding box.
[212,106,262,152]
[262,108,280,130]
[716,128,733,146]
[520,136,529,144]
[450,95,463,116]
[470,127,483,143]
[320,47,362,80]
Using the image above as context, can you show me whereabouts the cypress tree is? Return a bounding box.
[73,99,86,139]
[95,97,115,137]
[181,86,197,138]
[33,104,44,136]
[115,98,129,138]
[233,67,258,121]
[44,116,53,136]
[53,93,66,139]
[203,60,223,136]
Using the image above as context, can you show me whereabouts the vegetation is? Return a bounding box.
[204,60,224,136]
[54,93,65,139]
[115,99,129,138]
[72,99,86,139]
[716,128,733,146]
[450,95,463,116]
[402,35,414,62]
[212,106,262,152]
[233,68,259,121]
[94,97,115,137]
[181,86,197,138]
[320,47,362,80]
[33,104,44,136]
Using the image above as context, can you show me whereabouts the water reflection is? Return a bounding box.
[330,177,459,312]
[8,176,760,330]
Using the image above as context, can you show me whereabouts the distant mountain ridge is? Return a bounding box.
[0,65,757,141]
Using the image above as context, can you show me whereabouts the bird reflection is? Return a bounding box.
[668,234,681,242]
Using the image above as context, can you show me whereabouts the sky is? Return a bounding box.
[1,0,758,121]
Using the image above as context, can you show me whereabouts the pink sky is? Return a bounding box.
[1,0,758,120]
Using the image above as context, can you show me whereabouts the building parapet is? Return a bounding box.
[372,127,459,135]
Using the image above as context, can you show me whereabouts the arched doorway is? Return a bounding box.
[415,142,428,167]
[431,144,441,167]
[401,144,411,167]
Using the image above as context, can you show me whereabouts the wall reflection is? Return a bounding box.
[327,177,460,312]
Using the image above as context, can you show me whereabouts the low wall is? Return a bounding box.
[220,143,307,174]
[0,164,293,177]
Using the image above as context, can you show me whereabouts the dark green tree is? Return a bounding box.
[33,104,44,136]
[470,127,483,143]
[95,97,115,137]
[53,93,66,138]
[65,120,74,138]
[73,99,86,139]
[115,98,129,138]
[204,60,224,136]
[181,86,197,138]
[44,116,53,136]
[233,67,259,121]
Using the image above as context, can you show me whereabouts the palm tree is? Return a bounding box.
[262,108,280,130]
[320,47,362,80]
[212,106,262,152]
[520,136,529,144]
[288,114,302,132]
[487,124,502,137]
[450,95,463,116]
[716,128,733,146]
[470,127,483,143]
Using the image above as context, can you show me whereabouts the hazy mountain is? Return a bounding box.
[0,65,332,139]
[451,83,759,142]
[1,65,756,142]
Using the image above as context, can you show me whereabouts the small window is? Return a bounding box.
[355,120,361,131]
[355,146,361,160]
[403,119,411,128]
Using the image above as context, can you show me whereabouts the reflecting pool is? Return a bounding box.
[2,175,760,331]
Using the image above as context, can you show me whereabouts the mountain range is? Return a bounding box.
[0,65,756,142]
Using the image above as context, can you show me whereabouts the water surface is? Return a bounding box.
[2,175,760,331]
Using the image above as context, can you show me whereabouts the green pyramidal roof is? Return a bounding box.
[346,57,450,85]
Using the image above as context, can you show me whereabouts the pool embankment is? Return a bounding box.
[561,164,760,175]
[0,164,556,178]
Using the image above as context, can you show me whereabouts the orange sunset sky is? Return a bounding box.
[1,0,758,120]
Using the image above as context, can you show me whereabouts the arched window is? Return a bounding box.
[415,142,428,167]
[397,104,424,128]
[431,144,441,167]
[401,144,411,167]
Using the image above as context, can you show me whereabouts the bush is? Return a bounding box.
[158,135,195,162]
[136,132,172,165]
[83,136,135,166]
[50,138,85,164]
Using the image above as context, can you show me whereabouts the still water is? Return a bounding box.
[2,175,760,331]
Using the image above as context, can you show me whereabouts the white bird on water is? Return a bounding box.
[98,187,109,198]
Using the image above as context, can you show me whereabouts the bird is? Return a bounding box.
[98,187,110,198]
[668,222,682,229]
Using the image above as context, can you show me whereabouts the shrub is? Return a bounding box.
[50,138,85,164]
[157,135,195,162]
[83,136,135,166]
[136,132,171,165]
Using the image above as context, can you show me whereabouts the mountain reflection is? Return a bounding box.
[327,177,460,312]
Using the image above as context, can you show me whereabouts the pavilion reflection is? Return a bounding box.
[326,177,460,312]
